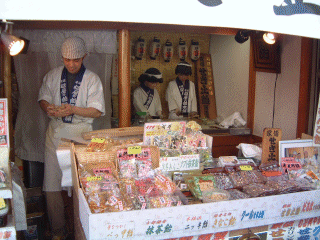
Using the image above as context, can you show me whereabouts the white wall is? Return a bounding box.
[253,35,301,140]
[210,34,301,140]
[209,35,250,121]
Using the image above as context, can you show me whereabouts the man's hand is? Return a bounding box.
[53,104,74,117]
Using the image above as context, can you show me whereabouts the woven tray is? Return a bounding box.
[74,144,160,171]
[81,126,144,140]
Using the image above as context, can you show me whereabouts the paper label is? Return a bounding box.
[86,176,102,182]
[0,198,5,209]
[91,138,105,143]
[138,195,145,203]
[281,157,302,171]
[93,168,112,175]
[128,146,142,155]
[239,165,253,171]
[156,175,166,182]
[160,155,200,172]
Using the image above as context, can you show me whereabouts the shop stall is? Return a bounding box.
[1,1,320,239]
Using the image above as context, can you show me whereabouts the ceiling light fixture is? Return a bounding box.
[1,20,25,56]
[235,30,276,45]
[263,32,276,44]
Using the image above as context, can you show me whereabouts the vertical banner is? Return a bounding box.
[0,99,9,148]
[111,54,119,95]
[261,128,282,164]
[195,53,217,119]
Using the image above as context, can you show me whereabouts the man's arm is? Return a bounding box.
[39,100,101,118]
[39,100,56,117]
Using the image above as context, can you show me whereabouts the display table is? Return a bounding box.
[69,143,320,240]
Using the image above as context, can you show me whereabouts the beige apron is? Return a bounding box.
[43,119,92,192]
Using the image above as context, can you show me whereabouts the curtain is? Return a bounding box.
[13,29,117,162]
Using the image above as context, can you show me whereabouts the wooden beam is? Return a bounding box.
[118,29,131,127]
[296,37,313,138]
[246,38,256,130]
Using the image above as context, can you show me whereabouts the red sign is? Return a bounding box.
[0,99,8,147]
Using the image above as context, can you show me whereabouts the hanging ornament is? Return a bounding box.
[190,40,200,62]
[150,37,161,60]
[178,38,188,61]
[134,36,146,60]
[163,39,173,62]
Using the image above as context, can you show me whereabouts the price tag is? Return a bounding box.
[91,138,105,143]
[239,165,253,171]
[86,176,102,182]
[0,198,5,209]
[128,146,142,155]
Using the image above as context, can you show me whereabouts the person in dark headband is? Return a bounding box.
[166,61,198,119]
[133,68,163,118]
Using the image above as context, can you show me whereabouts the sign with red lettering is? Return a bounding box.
[0,99,9,148]
[281,157,302,172]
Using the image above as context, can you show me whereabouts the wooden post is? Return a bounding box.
[2,28,14,161]
[296,37,312,138]
[118,29,131,128]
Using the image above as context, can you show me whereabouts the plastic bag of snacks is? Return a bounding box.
[148,195,182,208]
[227,189,250,200]
[201,189,230,203]
[155,174,176,194]
[185,175,216,199]
[132,195,151,210]
[242,183,276,198]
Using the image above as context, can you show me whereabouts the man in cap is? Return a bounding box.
[166,61,198,119]
[38,36,105,239]
[133,68,163,119]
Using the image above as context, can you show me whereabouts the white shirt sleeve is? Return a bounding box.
[166,81,180,112]
[38,69,55,104]
[190,81,198,112]
[133,87,149,113]
[86,72,106,116]
[154,89,162,114]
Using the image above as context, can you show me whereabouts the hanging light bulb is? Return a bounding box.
[190,40,200,62]
[178,38,188,61]
[163,39,173,62]
[1,32,25,56]
[263,32,276,44]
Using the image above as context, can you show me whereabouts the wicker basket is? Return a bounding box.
[81,126,144,140]
[74,144,160,172]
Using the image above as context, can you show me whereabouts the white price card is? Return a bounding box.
[179,154,200,171]
[183,214,210,231]
[144,217,175,237]
[160,154,200,172]
[104,221,135,239]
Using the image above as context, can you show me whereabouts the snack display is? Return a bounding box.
[74,122,320,229]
